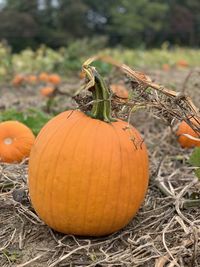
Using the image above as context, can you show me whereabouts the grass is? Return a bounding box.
[102,46,200,68]
[0,42,200,82]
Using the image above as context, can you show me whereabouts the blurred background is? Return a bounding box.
[0,0,199,51]
[0,0,200,79]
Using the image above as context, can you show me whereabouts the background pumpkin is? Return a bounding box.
[0,121,35,163]
[110,84,129,100]
[176,117,200,148]
[28,69,149,236]
[176,59,189,68]
[39,72,49,82]
[48,74,61,85]
[26,75,38,84]
[40,86,55,97]
[12,74,24,86]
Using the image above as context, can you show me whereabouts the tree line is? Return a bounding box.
[0,0,199,51]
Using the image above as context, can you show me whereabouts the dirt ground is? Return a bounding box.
[0,68,200,267]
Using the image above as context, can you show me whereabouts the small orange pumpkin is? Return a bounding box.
[134,71,151,83]
[39,72,49,82]
[79,71,86,79]
[40,86,55,97]
[26,75,38,84]
[176,117,200,148]
[110,84,129,100]
[12,74,24,86]
[28,69,149,236]
[48,74,61,85]
[0,121,35,163]
[176,59,189,68]
[162,64,170,71]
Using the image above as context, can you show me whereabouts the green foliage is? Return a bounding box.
[189,147,200,179]
[101,47,200,68]
[195,168,200,179]
[12,46,64,74]
[189,147,200,167]
[0,37,108,75]
[1,41,200,81]
[92,61,113,76]
[0,43,13,80]
[0,109,52,135]
[110,0,168,47]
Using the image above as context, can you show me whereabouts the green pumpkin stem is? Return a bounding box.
[90,69,115,122]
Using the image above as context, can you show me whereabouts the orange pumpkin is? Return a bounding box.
[176,59,189,68]
[39,72,49,82]
[110,84,129,100]
[12,74,24,86]
[176,117,200,148]
[162,64,170,71]
[26,75,38,84]
[0,121,35,163]
[48,74,61,85]
[40,86,55,97]
[28,69,149,236]
[79,70,86,79]
[134,70,151,83]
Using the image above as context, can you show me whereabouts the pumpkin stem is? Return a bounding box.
[90,69,115,122]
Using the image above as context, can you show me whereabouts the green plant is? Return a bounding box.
[0,43,13,81]
[0,109,52,135]
[0,41,200,83]
[189,147,200,179]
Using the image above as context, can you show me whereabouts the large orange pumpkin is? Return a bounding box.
[0,121,35,163]
[176,117,200,148]
[28,69,149,236]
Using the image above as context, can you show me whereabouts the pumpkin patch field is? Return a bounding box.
[0,47,200,267]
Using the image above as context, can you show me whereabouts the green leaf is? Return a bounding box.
[0,108,52,135]
[189,147,200,167]
[195,168,200,179]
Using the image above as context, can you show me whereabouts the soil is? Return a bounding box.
[0,68,200,267]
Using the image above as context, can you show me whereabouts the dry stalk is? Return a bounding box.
[82,55,200,136]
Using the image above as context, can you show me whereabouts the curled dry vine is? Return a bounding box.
[82,55,200,136]
[81,55,200,197]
